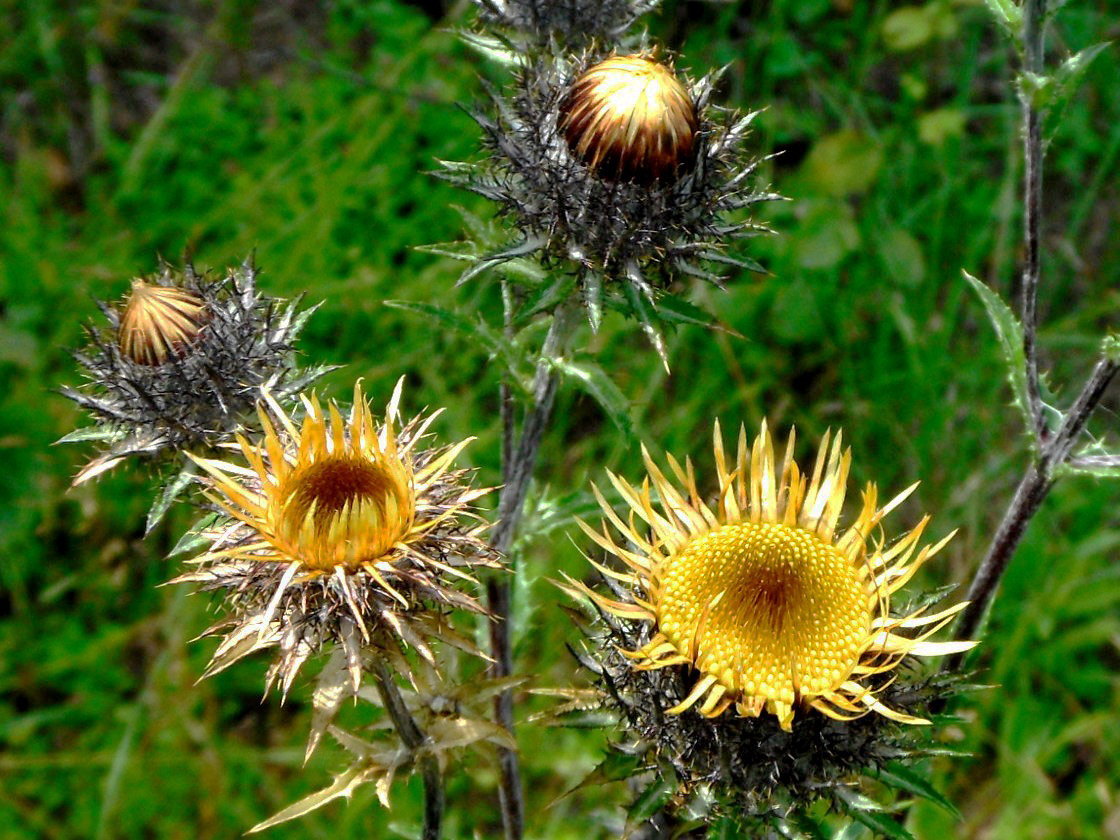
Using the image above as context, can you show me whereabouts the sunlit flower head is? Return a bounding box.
[567,421,975,733]
[560,55,697,184]
[175,380,499,708]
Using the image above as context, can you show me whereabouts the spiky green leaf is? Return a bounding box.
[548,356,635,438]
[145,462,197,535]
[962,270,1034,437]
[876,763,961,819]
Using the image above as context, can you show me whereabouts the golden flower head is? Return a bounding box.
[175,379,498,715]
[567,421,975,733]
[560,54,698,184]
[117,278,210,366]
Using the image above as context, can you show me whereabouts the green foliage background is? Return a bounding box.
[2,1,1118,837]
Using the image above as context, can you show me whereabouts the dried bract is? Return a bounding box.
[442,50,777,343]
[173,380,499,752]
[60,259,328,485]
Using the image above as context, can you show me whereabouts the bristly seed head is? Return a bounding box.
[118,279,210,366]
[560,55,698,185]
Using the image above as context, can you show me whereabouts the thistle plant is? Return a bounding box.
[947,0,1119,661]
[425,6,777,836]
[49,1,1120,837]
[59,258,330,530]
[550,423,974,832]
[173,380,503,835]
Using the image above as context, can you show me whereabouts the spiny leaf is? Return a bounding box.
[876,763,961,819]
[169,512,219,557]
[145,462,197,535]
[248,765,376,833]
[1049,42,1111,110]
[548,355,635,438]
[837,788,914,840]
[306,647,354,763]
[983,0,1022,37]
[1059,454,1120,480]
[549,750,642,807]
[54,425,125,444]
[622,282,669,371]
[962,270,1035,438]
[626,775,675,826]
[843,807,915,840]
[654,292,739,335]
[456,29,522,67]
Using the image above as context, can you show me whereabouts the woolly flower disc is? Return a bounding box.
[177,380,497,700]
[569,421,975,732]
[560,55,697,184]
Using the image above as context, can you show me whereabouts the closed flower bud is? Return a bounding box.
[560,55,697,184]
[117,279,210,366]
[60,259,331,486]
[441,47,778,360]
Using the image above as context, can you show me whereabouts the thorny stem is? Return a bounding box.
[950,358,1118,667]
[949,0,1120,669]
[488,304,575,840]
[372,660,444,840]
[1021,0,1046,441]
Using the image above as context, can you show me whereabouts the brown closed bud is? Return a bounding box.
[118,279,209,366]
[559,55,698,184]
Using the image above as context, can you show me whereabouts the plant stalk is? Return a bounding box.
[1020,0,1047,442]
[372,660,444,840]
[949,0,1120,670]
[487,305,575,840]
[949,356,1117,669]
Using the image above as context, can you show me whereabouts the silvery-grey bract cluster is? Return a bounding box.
[473,0,660,45]
[566,589,968,827]
[442,52,775,337]
[61,259,329,485]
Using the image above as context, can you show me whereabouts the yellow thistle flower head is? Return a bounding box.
[117,278,210,366]
[175,379,498,711]
[568,421,975,733]
[560,54,698,185]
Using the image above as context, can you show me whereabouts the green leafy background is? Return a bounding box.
[2,1,1118,837]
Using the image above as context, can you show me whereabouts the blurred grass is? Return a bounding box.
[1,0,1119,837]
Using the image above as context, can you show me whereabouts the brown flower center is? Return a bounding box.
[278,455,413,570]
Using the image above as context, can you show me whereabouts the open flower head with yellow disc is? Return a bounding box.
[558,421,975,815]
[174,380,498,748]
